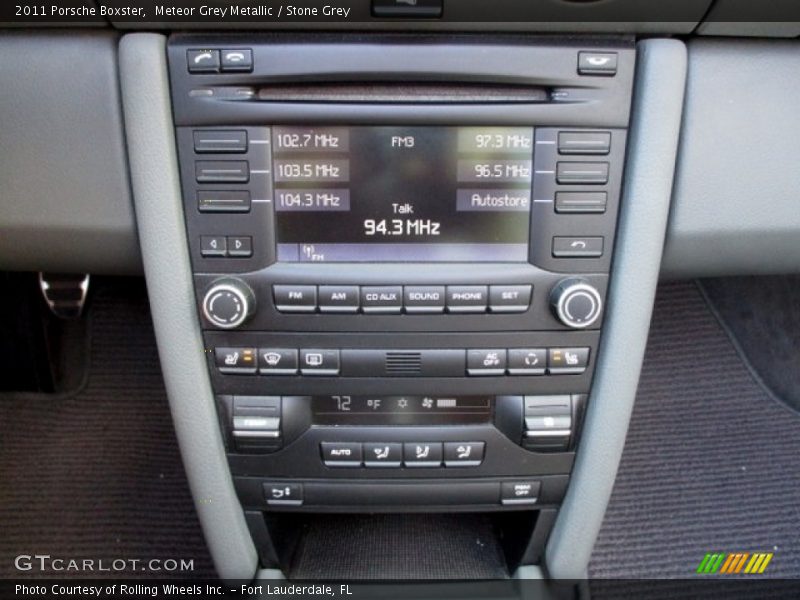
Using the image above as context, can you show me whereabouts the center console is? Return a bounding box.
[167,35,635,571]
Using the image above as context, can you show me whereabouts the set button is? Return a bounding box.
[321,441,484,468]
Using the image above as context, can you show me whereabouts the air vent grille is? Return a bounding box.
[385,352,423,375]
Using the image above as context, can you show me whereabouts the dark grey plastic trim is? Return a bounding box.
[0,31,140,275]
[663,39,800,278]
[119,33,257,580]
[545,39,687,579]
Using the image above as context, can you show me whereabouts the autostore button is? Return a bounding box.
[321,442,362,467]
[404,286,445,313]
[361,286,402,313]
[446,286,488,313]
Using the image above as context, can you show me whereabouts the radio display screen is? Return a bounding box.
[271,126,533,263]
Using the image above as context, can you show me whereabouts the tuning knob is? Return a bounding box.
[202,278,255,329]
[550,278,603,329]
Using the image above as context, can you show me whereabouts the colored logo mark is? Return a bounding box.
[696,552,773,574]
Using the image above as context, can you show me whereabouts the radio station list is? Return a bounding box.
[272,126,534,263]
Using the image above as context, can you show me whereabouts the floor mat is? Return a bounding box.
[700,275,800,414]
[589,281,800,578]
[0,279,216,579]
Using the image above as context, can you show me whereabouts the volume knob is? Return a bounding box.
[550,278,603,329]
[202,278,255,329]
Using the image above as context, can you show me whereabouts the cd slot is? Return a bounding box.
[254,82,549,104]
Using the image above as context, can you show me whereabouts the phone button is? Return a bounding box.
[221,48,253,72]
[578,51,618,76]
[552,236,604,258]
[363,443,403,467]
[187,49,220,73]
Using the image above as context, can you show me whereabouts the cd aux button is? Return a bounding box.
[361,286,402,314]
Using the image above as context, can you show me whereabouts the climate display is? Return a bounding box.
[272,126,534,263]
[311,395,493,425]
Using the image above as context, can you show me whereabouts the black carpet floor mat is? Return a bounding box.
[289,514,508,580]
[589,281,800,578]
[0,280,216,579]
